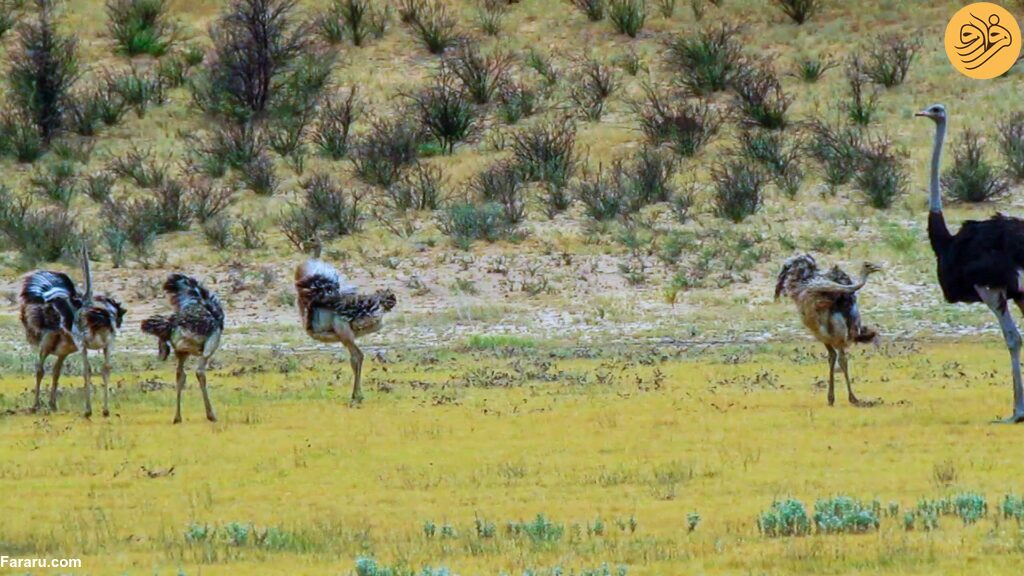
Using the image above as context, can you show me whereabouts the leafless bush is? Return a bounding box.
[445,41,512,104]
[187,177,236,222]
[730,62,791,130]
[386,162,445,211]
[633,83,722,156]
[314,88,361,160]
[468,162,526,224]
[570,57,617,121]
[862,33,920,87]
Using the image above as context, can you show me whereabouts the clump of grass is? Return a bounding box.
[0,192,81,265]
[862,33,920,87]
[634,84,722,156]
[467,334,536,349]
[758,499,811,537]
[570,57,617,121]
[739,129,802,197]
[202,215,233,249]
[106,0,176,57]
[387,162,445,211]
[0,112,45,163]
[352,116,421,187]
[608,0,646,37]
[437,201,518,250]
[855,135,907,209]
[666,23,744,95]
[525,49,559,86]
[83,171,116,203]
[806,118,863,189]
[8,0,80,145]
[314,88,361,160]
[476,0,505,35]
[730,62,791,130]
[108,146,168,189]
[657,0,676,17]
[942,129,1008,203]
[446,41,513,105]
[406,65,478,154]
[410,0,459,54]
[497,81,540,124]
[280,173,364,253]
[791,55,837,82]
[843,56,878,126]
[712,157,766,222]
[618,145,677,207]
[318,0,389,47]
[468,162,526,224]
[571,0,606,21]
[509,116,578,192]
[30,160,78,207]
[104,66,166,118]
[240,152,279,196]
[771,0,820,24]
[813,497,880,534]
[506,514,565,545]
[997,112,1024,181]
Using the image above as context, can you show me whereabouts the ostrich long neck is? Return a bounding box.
[927,118,952,252]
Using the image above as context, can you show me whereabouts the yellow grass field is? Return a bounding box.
[2,340,1024,575]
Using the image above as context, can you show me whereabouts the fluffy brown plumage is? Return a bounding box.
[776,254,881,406]
[294,259,396,403]
[140,273,223,423]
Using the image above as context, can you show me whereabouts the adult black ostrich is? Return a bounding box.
[917,103,1024,423]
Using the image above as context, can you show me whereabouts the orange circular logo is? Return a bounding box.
[945,2,1021,79]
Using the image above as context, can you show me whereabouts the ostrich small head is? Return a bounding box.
[915,103,946,123]
[860,262,883,277]
[775,254,818,300]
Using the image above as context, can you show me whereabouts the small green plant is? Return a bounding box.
[608,0,646,37]
[813,497,880,534]
[862,33,920,87]
[855,136,907,209]
[410,0,458,54]
[998,112,1024,181]
[507,514,565,545]
[686,512,700,532]
[792,55,837,82]
[570,57,617,121]
[571,0,606,21]
[771,0,820,24]
[712,158,766,222]
[666,23,744,95]
[759,499,811,537]
[437,202,517,250]
[844,56,878,126]
[942,129,1008,203]
[106,0,176,57]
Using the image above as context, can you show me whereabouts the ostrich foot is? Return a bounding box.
[83,409,92,419]
[349,395,364,407]
[850,397,883,408]
[827,394,835,406]
[48,400,57,412]
[173,415,182,424]
[992,412,1024,424]
[30,402,41,414]
[102,409,110,418]
[206,412,217,423]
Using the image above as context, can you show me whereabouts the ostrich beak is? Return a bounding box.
[914,110,930,118]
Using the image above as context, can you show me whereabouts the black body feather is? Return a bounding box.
[930,212,1024,304]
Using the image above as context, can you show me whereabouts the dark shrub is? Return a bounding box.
[862,33,920,87]
[0,112,45,163]
[657,0,676,18]
[608,0,646,37]
[771,0,819,24]
[666,23,743,95]
[202,215,233,248]
[570,57,617,121]
[571,0,605,21]
[314,88,361,159]
[792,55,837,82]
[438,201,516,250]
[998,112,1024,181]
[497,81,540,124]
[509,116,578,191]
[105,66,166,118]
[67,91,104,137]
[712,157,766,222]
[156,54,190,88]
[525,48,559,86]
[240,152,279,195]
[942,129,1009,203]
[352,116,421,187]
[739,128,802,197]
[83,171,116,203]
[476,0,505,35]
[185,123,264,176]
[318,0,389,47]
[397,0,426,24]
[387,162,445,211]
[8,0,80,144]
[633,83,721,156]
[192,0,315,123]
[0,193,81,264]
[30,160,77,207]
[843,56,877,126]
[238,217,266,249]
[107,146,168,189]
[616,146,677,208]
[406,66,477,155]
[806,118,863,189]
[280,173,364,253]
[446,41,512,104]
[855,135,907,209]
[0,2,19,40]
[410,0,458,54]
[468,162,525,224]
[731,63,791,129]
[575,166,628,221]
[148,178,193,231]
[106,0,175,56]
[187,177,236,222]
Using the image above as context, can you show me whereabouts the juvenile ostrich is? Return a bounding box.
[141,274,224,423]
[776,254,882,406]
[294,260,396,403]
[917,103,1024,423]
[19,249,126,417]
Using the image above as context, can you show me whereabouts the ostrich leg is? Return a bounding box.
[48,355,65,412]
[32,347,47,413]
[196,355,217,422]
[825,345,837,406]
[101,343,112,417]
[978,287,1024,423]
[336,323,364,405]
[838,349,860,405]
[173,353,187,424]
[82,347,93,419]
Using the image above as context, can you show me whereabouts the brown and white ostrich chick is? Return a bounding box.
[295,260,396,404]
[141,274,224,424]
[775,254,882,406]
[19,249,126,417]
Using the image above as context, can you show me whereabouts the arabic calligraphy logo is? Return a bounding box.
[945,2,1021,79]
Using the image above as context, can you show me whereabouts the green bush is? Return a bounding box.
[437,202,517,250]
[942,129,1008,203]
[758,499,811,537]
[106,0,175,57]
[813,497,880,534]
